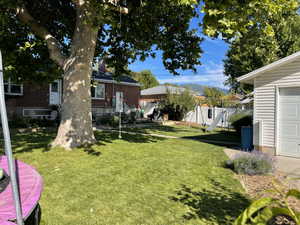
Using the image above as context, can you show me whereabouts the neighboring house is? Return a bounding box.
[5,69,140,120]
[238,51,300,158]
[140,85,193,106]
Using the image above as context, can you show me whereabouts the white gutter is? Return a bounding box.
[93,78,141,87]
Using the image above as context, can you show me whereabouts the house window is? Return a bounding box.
[91,83,105,99]
[4,78,23,95]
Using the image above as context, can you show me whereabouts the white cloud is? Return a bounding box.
[158,63,227,89]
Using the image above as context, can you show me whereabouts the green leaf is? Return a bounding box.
[286,189,300,200]
[234,197,275,225]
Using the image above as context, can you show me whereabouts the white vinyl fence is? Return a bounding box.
[184,106,237,128]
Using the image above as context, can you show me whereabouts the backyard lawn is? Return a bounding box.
[1,127,248,225]
[122,123,241,143]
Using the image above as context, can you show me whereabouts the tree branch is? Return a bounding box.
[105,0,128,14]
[16,6,66,68]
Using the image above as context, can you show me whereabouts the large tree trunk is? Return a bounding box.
[52,16,98,149]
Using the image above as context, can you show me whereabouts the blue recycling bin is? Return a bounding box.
[241,126,253,151]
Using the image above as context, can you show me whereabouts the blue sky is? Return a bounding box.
[128,15,229,89]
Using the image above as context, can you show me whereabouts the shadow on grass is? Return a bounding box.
[124,124,188,134]
[94,131,165,144]
[7,131,55,154]
[169,179,250,224]
[0,129,165,156]
[182,131,241,148]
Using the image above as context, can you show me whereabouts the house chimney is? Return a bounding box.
[98,59,106,73]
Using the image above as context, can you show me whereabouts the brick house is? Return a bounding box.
[5,70,140,120]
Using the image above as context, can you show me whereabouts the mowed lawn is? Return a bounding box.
[1,128,248,225]
[123,124,240,143]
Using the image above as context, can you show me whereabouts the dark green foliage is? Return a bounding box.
[229,112,253,134]
[230,151,275,175]
[130,70,159,90]
[203,87,225,107]
[8,117,57,128]
[0,0,203,82]
[96,115,119,127]
[160,89,196,121]
[224,16,300,93]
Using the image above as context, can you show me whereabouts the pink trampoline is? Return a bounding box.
[0,156,43,224]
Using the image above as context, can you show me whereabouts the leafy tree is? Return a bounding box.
[224,15,300,93]
[160,89,196,121]
[203,87,225,107]
[0,0,203,149]
[130,70,159,90]
[202,0,298,39]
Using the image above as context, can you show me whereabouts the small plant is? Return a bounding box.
[234,179,300,225]
[229,112,253,134]
[230,151,275,175]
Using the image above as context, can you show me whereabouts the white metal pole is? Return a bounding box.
[119,111,122,139]
[0,50,24,225]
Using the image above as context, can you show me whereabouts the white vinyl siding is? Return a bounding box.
[254,58,300,148]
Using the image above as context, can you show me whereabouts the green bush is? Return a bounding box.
[229,112,252,133]
[229,151,275,175]
[96,115,119,127]
[8,117,56,128]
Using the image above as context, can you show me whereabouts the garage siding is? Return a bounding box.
[254,58,300,147]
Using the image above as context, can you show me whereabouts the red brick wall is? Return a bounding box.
[5,81,140,116]
[5,83,49,116]
[92,83,140,108]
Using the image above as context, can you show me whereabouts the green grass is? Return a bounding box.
[122,124,241,143]
[1,129,248,225]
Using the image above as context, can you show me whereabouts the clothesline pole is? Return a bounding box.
[0,50,24,225]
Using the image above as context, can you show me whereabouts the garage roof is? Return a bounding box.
[237,51,300,84]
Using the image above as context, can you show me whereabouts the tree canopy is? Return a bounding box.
[130,70,159,90]
[160,89,196,121]
[0,0,203,82]
[224,14,300,93]
[203,87,225,107]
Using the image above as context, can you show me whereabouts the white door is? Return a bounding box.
[278,87,300,158]
[49,80,61,105]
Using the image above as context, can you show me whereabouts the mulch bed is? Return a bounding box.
[236,172,300,224]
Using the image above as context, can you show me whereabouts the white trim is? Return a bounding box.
[237,51,300,84]
[275,85,300,157]
[275,86,279,155]
[93,78,141,87]
[49,80,62,105]
[4,78,23,96]
[23,108,52,117]
[91,83,105,100]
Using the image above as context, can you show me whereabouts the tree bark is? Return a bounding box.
[17,2,100,149]
[51,7,99,149]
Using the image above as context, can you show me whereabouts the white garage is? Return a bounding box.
[238,51,300,158]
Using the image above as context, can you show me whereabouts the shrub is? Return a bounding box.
[8,117,56,128]
[229,112,253,134]
[230,151,275,175]
[96,114,119,127]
